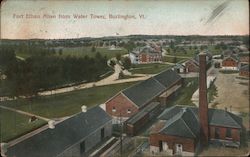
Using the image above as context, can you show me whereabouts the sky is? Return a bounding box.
[1,0,249,39]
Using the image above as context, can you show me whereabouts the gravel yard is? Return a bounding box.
[212,72,249,113]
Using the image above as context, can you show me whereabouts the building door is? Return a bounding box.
[175,144,183,156]
[101,127,105,140]
[80,140,85,155]
[159,141,163,152]
[215,128,220,139]
[162,142,168,151]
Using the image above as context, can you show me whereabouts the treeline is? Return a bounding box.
[0,46,109,96]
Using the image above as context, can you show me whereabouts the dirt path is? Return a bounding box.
[213,72,249,114]
[0,105,51,122]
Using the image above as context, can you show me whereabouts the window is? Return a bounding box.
[226,128,232,138]
[215,127,220,139]
[101,127,105,139]
[127,109,131,114]
[112,107,116,112]
[175,144,183,155]
[159,141,163,152]
[80,140,85,154]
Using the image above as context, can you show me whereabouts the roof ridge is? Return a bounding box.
[120,92,139,108]
[225,111,241,128]
[152,76,167,90]
[180,114,196,138]
[189,107,199,121]
[160,111,184,132]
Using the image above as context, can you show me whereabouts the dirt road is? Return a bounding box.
[213,72,249,114]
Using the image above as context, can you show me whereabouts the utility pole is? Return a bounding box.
[120,112,123,157]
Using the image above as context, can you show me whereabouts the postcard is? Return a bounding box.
[0,0,249,157]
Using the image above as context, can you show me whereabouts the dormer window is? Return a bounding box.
[127,109,131,114]
[112,107,116,112]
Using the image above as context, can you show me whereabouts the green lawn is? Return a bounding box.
[0,82,138,142]
[164,45,223,57]
[1,82,138,118]
[15,47,128,59]
[167,77,199,106]
[129,63,172,74]
[163,56,187,63]
[0,108,47,142]
[57,47,128,59]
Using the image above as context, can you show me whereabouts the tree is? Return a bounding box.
[116,53,121,61]
[91,46,96,52]
[173,57,177,63]
[59,49,63,55]
[122,57,131,70]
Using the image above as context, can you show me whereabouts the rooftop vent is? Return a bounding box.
[48,120,55,129]
[0,143,8,157]
[81,105,87,113]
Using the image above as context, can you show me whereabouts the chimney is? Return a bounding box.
[0,143,8,157]
[199,52,209,146]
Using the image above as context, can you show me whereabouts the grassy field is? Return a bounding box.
[163,56,187,63]
[129,63,172,74]
[167,77,199,106]
[15,47,128,59]
[0,82,138,142]
[1,82,138,118]
[0,108,47,142]
[164,45,222,57]
[56,47,128,59]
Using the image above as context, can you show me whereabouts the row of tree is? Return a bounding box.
[0,46,109,97]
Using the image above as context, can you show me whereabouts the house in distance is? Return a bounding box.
[129,45,163,64]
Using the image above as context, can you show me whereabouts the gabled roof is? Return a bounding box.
[127,102,159,125]
[223,55,239,62]
[131,45,161,54]
[121,69,181,108]
[238,52,250,57]
[174,63,185,69]
[185,59,199,66]
[240,65,249,72]
[122,77,165,108]
[159,108,199,139]
[209,109,242,128]
[153,105,243,139]
[153,69,182,89]
[6,106,112,157]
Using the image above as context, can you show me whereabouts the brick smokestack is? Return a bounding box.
[199,52,209,146]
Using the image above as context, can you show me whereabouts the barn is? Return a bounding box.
[105,69,182,123]
[238,52,250,63]
[184,59,199,73]
[239,64,250,77]
[2,106,112,157]
[222,55,239,70]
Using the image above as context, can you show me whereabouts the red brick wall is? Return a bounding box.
[126,113,149,136]
[106,93,138,117]
[185,61,199,72]
[140,54,147,63]
[199,54,209,146]
[222,58,238,67]
[209,125,240,141]
[150,133,196,152]
[240,56,249,63]
[240,71,250,77]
